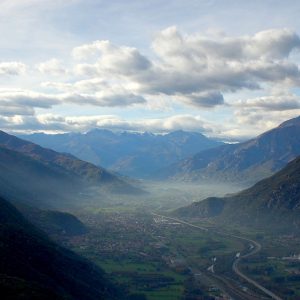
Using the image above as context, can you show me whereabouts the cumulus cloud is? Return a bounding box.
[234,108,300,130]
[145,28,300,95]
[0,89,60,108]
[42,78,112,93]
[0,89,60,117]
[61,91,146,107]
[235,94,300,111]
[73,40,151,78]
[36,58,67,75]
[2,27,300,137]
[0,62,26,75]
[0,88,145,117]
[71,27,300,109]
[0,89,59,117]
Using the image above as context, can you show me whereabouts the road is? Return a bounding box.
[152,213,283,300]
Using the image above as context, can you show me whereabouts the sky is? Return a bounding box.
[1,0,300,140]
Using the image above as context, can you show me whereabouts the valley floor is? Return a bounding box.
[52,206,300,300]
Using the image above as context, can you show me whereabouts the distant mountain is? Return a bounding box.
[0,195,120,300]
[162,116,300,184]
[20,129,223,178]
[0,131,141,208]
[174,156,300,231]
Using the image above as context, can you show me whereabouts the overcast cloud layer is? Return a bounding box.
[1,0,300,139]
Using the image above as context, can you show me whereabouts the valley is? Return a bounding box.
[50,197,300,300]
[1,117,300,299]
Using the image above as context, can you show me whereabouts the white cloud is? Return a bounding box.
[42,78,110,93]
[234,108,300,130]
[0,62,26,75]
[61,91,146,107]
[36,58,67,75]
[0,88,145,117]
[73,40,151,77]
[70,28,300,109]
[1,26,300,137]
[0,89,60,111]
[235,94,300,111]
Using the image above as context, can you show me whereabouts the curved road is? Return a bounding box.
[152,213,283,300]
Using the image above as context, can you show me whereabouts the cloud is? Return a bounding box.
[0,89,59,117]
[234,108,300,129]
[73,40,151,77]
[42,78,111,93]
[143,27,300,94]
[61,91,146,107]
[36,58,67,75]
[1,113,214,135]
[71,28,300,109]
[235,94,300,111]
[0,88,145,116]
[0,105,34,116]
[152,27,300,62]
[0,62,26,75]
[179,91,224,108]
[1,26,300,137]
[0,89,60,111]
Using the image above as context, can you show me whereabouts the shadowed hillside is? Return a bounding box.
[174,156,300,231]
[0,196,121,300]
[0,131,142,209]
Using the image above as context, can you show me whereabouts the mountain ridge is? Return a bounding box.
[0,131,141,207]
[174,156,300,231]
[19,129,223,178]
[162,116,300,184]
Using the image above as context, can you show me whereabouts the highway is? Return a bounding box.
[152,213,283,300]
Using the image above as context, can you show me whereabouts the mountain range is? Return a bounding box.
[0,130,140,209]
[174,156,300,232]
[19,129,223,178]
[162,116,300,185]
